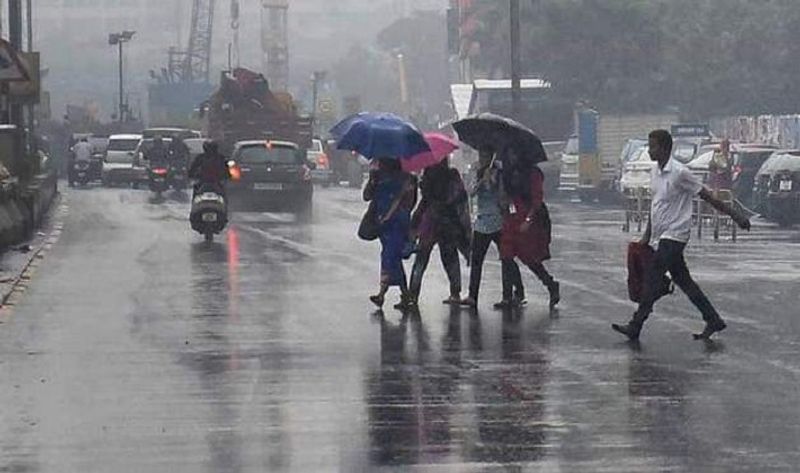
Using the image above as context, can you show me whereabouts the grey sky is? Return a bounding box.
[27,0,447,120]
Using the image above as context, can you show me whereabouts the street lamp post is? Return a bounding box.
[509,0,521,120]
[397,53,409,115]
[310,70,326,126]
[108,30,135,123]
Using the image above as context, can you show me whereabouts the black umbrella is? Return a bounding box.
[453,113,548,164]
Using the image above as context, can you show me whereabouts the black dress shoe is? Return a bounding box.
[548,281,561,308]
[612,322,641,341]
[693,320,727,340]
[369,295,385,308]
[493,300,513,310]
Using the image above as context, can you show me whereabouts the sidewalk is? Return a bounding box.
[0,192,63,310]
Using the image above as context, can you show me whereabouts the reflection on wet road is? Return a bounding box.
[1,186,800,472]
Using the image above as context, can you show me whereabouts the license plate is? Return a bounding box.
[154,177,165,183]
[780,180,793,191]
[77,172,86,177]
[254,183,282,190]
[202,212,218,222]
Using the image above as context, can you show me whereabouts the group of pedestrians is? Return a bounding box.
[362,128,752,342]
[363,143,560,313]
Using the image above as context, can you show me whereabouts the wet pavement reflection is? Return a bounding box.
[1,188,800,472]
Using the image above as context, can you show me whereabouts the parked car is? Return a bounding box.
[753,151,800,226]
[688,143,775,185]
[226,140,314,220]
[102,134,144,187]
[142,128,202,140]
[620,140,735,196]
[671,139,699,164]
[619,145,653,195]
[308,138,333,187]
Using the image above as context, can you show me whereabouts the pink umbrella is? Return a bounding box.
[402,132,460,173]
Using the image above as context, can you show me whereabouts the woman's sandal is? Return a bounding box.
[394,298,417,311]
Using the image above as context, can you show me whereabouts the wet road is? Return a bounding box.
[1,186,800,472]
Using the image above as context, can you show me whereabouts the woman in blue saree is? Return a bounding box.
[363,158,417,309]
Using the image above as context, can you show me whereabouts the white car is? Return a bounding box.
[102,134,144,186]
[308,138,333,186]
[619,146,655,195]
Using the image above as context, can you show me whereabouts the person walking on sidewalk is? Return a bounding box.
[460,148,524,308]
[612,130,751,341]
[409,159,470,305]
[496,149,560,310]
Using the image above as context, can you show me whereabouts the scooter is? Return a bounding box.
[148,165,170,196]
[190,183,228,242]
[71,160,92,187]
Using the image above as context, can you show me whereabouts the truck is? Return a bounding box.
[561,109,679,202]
[203,68,313,155]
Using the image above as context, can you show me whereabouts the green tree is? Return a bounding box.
[468,0,800,117]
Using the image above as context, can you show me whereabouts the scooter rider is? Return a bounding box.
[189,140,229,195]
[69,137,93,186]
[144,135,169,167]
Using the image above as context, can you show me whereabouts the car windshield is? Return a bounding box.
[672,142,697,163]
[311,140,323,153]
[108,139,140,152]
[622,140,647,163]
[139,140,171,153]
[237,145,301,164]
[734,151,773,169]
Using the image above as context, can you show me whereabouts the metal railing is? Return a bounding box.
[622,187,739,242]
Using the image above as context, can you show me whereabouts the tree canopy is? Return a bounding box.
[464,0,800,117]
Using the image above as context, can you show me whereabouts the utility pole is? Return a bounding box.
[109,31,135,123]
[25,0,34,154]
[397,53,409,116]
[310,70,326,134]
[118,41,124,121]
[509,0,521,120]
[9,0,24,161]
[26,0,31,52]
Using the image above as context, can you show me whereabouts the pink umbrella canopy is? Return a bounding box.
[401,132,460,173]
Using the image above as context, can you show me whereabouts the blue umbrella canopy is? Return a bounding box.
[330,112,430,160]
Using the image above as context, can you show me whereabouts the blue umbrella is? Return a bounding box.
[330,112,430,160]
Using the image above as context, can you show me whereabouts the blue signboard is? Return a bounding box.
[578,109,599,154]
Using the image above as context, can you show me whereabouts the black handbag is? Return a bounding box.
[358,202,381,241]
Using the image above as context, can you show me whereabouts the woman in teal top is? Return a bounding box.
[461,148,523,308]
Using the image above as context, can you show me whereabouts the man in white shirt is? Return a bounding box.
[72,137,92,162]
[613,130,750,341]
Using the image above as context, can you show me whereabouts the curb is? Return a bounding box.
[0,193,65,311]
